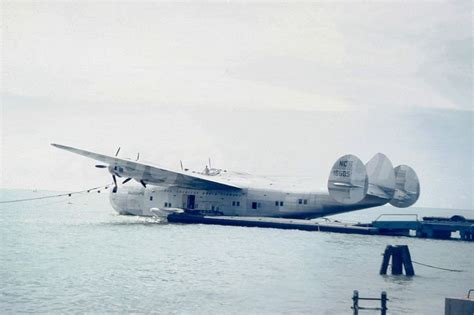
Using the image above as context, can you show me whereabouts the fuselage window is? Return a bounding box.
[252,202,257,209]
[280,201,284,206]
[236,201,240,206]
[298,199,302,204]
[303,199,308,205]
[150,196,153,201]
[164,202,168,207]
[232,201,235,206]
[275,201,279,206]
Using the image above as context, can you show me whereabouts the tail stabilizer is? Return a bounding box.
[328,154,368,205]
[389,165,420,208]
[365,153,396,201]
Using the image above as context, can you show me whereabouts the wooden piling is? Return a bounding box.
[380,245,415,276]
[391,246,403,275]
[400,245,415,276]
[379,246,392,275]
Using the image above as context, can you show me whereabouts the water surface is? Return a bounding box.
[1,190,473,314]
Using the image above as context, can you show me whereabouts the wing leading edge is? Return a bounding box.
[51,144,241,191]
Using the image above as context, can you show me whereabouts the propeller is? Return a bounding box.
[94,146,122,192]
[95,146,121,169]
[112,174,118,193]
[94,147,143,192]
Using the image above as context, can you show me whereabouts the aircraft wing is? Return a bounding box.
[51,144,241,191]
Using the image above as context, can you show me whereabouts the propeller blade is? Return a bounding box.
[115,147,121,157]
[136,153,140,161]
[95,165,107,168]
[112,175,118,193]
[122,178,132,184]
[140,180,147,188]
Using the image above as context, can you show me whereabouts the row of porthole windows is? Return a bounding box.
[162,189,242,197]
[251,202,262,209]
[298,199,308,205]
[151,196,306,207]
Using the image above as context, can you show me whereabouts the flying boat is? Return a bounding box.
[52,144,420,219]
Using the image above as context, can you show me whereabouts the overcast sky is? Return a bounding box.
[1,1,472,209]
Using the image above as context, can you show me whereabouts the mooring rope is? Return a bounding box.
[0,184,112,204]
[411,260,465,272]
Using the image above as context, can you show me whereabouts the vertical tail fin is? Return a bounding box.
[365,153,396,201]
[389,165,420,208]
[328,154,368,204]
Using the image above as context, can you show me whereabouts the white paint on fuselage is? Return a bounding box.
[109,182,385,219]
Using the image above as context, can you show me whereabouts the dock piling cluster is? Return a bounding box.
[380,245,415,276]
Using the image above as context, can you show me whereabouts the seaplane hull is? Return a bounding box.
[52,144,421,219]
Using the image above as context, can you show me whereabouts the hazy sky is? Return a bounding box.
[1,1,472,209]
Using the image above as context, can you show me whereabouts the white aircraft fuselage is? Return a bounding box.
[52,144,421,219]
[109,179,385,219]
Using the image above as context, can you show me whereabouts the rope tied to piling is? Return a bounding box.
[411,260,466,272]
[0,184,112,204]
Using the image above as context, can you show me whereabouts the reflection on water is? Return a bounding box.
[0,190,473,314]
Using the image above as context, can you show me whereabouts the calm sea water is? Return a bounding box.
[1,189,473,314]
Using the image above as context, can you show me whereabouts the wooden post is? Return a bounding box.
[400,245,415,276]
[381,291,388,315]
[380,245,393,275]
[391,246,403,275]
[352,290,359,315]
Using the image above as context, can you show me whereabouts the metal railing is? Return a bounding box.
[373,213,420,222]
[352,290,388,315]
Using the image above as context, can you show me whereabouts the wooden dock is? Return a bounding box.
[168,213,378,234]
[167,213,474,242]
